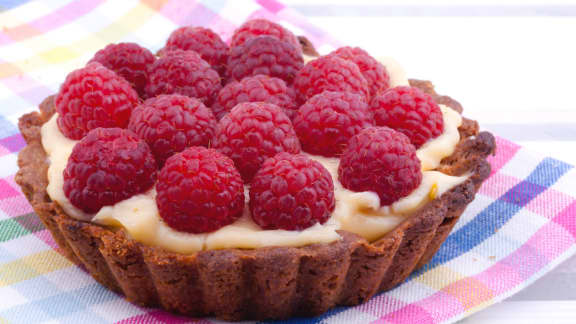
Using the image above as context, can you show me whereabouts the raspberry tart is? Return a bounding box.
[16,19,495,321]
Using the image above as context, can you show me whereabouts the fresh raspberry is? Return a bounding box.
[156,147,244,233]
[338,127,422,206]
[127,94,217,166]
[227,36,304,84]
[213,102,301,182]
[56,62,139,140]
[329,46,390,97]
[250,153,335,230]
[89,43,156,98]
[293,55,369,102]
[212,75,298,120]
[293,91,373,157]
[145,50,221,105]
[230,19,301,53]
[164,26,229,76]
[370,86,444,148]
[63,128,157,214]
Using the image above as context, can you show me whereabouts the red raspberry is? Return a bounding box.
[338,127,422,206]
[56,62,139,140]
[156,147,244,233]
[250,153,335,230]
[227,36,304,84]
[230,19,301,53]
[89,42,156,98]
[164,26,229,76]
[213,102,301,182]
[293,91,373,157]
[63,128,157,214]
[127,94,217,167]
[329,46,390,97]
[145,50,221,105]
[294,56,369,102]
[371,86,444,148]
[212,75,298,120]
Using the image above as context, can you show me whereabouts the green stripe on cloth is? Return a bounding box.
[0,218,29,242]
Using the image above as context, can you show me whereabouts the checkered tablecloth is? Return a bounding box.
[1,1,576,323]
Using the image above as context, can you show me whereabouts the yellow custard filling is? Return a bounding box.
[41,103,465,253]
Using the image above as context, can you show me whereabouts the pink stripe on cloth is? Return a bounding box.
[525,188,574,219]
[0,0,105,45]
[477,173,521,199]
[383,216,575,323]
[378,304,435,324]
[552,200,576,238]
[0,196,33,217]
[487,136,521,174]
[116,310,212,323]
[256,0,286,13]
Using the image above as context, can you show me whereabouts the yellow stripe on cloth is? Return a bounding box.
[0,1,168,79]
[0,250,73,287]
[415,265,464,290]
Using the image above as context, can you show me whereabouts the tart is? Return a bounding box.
[16,19,496,321]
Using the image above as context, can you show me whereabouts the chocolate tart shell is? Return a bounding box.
[16,81,495,321]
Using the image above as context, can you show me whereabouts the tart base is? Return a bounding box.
[16,81,495,321]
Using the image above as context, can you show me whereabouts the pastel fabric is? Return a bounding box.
[1,1,575,323]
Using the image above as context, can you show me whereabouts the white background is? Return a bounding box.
[282,0,576,322]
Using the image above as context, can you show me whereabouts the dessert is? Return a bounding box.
[16,18,495,321]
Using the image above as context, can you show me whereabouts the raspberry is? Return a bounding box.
[164,26,229,76]
[230,19,301,53]
[294,56,369,102]
[63,128,157,214]
[293,91,373,157]
[213,102,301,182]
[370,86,444,148]
[56,62,139,140]
[212,75,298,120]
[145,50,221,105]
[127,94,217,166]
[250,153,335,230]
[89,43,156,98]
[338,127,422,206]
[329,46,390,97]
[227,36,304,84]
[156,147,244,233]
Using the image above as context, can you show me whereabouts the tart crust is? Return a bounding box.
[16,81,495,321]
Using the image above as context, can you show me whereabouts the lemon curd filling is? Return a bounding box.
[41,58,467,253]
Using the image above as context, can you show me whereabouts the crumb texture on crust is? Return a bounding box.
[16,80,495,321]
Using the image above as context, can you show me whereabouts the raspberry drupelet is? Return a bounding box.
[89,42,156,98]
[164,26,229,76]
[156,147,245,233]
[370,86,444,148]
[338,127,422,206]
[55,62,140,140]
[63,128,157,214]
[227,36,304,84]
[293,91,373,157]
[230,18,301,53]
[213,102,301,182]
[127,94,217,167]
[250,153,335,230]
[293,55,369,102]
[145,50,221,105]
[212,75,298,120]
[329,46,390,98]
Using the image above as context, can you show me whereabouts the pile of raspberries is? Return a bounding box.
[57,19,445,233]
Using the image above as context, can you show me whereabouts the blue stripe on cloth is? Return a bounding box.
[425,157,572,269]
[0,283,117,323]
[0,116,19,138]
[302,157,572,324]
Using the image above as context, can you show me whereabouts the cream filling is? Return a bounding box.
[41,103,464,253]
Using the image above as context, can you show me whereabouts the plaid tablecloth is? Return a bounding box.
[1,1,576,323]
